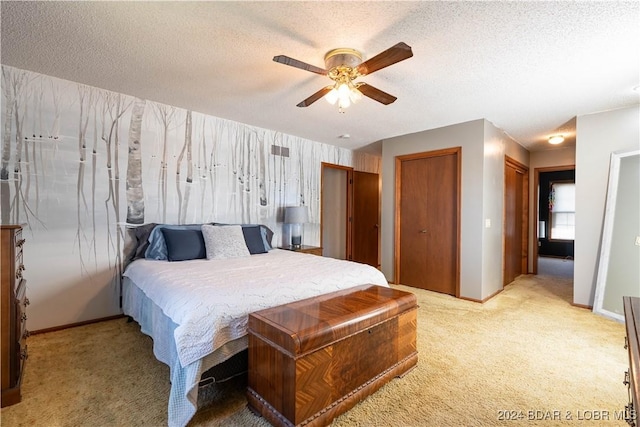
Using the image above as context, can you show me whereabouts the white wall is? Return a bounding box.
[381,119,527,300]
[575,105,640,307]
[1,65,379,330]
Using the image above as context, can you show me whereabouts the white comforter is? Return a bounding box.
[123,249,388,368]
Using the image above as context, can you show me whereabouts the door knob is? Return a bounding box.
[419,229,427,233]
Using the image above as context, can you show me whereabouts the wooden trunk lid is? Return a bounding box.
[248,284,417,357]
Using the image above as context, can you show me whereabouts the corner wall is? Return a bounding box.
[381,119,528,301]
[574,105,640,307]
[482,121,529,299]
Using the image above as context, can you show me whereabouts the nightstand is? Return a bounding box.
[279,245,323,256]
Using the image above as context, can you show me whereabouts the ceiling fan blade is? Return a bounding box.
[356,42,413,76]
[297,86,333,107]
[273,55,327,75]
[357,83,397,105]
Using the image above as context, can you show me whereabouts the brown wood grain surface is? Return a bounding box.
[624,297,640,424]
[1,225,26,407]
[247,284,417,427]
[352,171,380,267]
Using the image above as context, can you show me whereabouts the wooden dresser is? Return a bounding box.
[624,296,639,426]
[247,284,417,427]
[1,224,28,407]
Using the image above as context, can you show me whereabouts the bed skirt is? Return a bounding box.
[122,277,247,427]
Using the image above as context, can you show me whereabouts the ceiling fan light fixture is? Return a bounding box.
[325,87,339,105]
[274,42,413,109]
[337,87,351,111]
[325,81,362,112]
[349,85,362,103]
[548,135,565,145]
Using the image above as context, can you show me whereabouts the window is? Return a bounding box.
[549,182,575,240]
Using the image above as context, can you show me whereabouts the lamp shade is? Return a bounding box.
[284,206,309,224]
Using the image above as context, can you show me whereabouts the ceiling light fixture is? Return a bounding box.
[548,135,565,145]
[323,48,364,113]
[325,80,362,113]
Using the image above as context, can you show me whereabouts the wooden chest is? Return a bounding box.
[247,284,418,427]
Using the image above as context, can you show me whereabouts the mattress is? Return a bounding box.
[122,249,389,427]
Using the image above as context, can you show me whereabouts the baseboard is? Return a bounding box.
[459,287,504,304]
[30,314,125,335]
[392,283,504,304]
[571,303,592,310]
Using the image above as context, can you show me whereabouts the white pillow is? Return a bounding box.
[201,224,250,260]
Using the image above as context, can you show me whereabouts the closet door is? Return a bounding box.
[395,148,460,296]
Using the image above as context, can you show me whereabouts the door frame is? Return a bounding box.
[394,147,461,296]
[503,156,529,286]
[532,164,575,274]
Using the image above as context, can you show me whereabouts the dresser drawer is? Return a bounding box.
[15,279,28,336]
[1,225,26,407]
[15,254,25,285]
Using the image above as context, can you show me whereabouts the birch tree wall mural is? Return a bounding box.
[0,65,380,330]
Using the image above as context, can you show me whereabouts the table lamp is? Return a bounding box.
[284,206,309,249]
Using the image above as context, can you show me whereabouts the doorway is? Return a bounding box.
[533,166,576,277]
[320,163,380,266]
[321,164,351,260]
[394,147,461,296]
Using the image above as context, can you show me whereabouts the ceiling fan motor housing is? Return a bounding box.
[324,48,363,80]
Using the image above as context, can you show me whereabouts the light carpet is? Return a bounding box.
[1,267,629,426]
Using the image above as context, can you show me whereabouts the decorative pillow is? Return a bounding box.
[161,228,206,261]
[213,223,274,251]
[132,222,158,261]
[259,225,274,250]
[242,226,268,254]
[201,224,250,260]
[145,224,207,260]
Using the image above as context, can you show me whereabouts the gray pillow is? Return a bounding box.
[131,222,158,262]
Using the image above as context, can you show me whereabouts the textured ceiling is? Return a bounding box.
[1,1,639,153]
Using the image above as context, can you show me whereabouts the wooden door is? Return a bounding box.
[395,148,460,296]
[504,157,529,285]
[352,171,380,267]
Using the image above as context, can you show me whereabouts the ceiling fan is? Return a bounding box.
[273,42,413,112]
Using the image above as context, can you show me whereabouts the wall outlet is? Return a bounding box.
[635,236,640,246]
[485,219,491,228]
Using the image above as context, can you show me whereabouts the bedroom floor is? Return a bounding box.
[1,270,627,427]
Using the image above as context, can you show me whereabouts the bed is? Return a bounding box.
[121,223,389,427]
